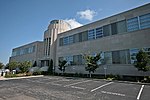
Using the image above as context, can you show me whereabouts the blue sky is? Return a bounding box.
[0,0,149,64]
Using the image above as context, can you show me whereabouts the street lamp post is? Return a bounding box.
[103,65,107,78]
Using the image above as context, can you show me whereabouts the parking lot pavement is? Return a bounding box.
[0,76,150,100]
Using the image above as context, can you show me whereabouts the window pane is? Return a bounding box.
[130,48,139,64]
[73,34,79,43]
[63,37,69,45]
[88,29,95,40]
[104,52,112,64]
[139,13,150,29]
[82,31,88,41]
[69,35,74,44]
[112,51,120,64]
[120,50,130,64]
[103,25,111,36]
[96,27,103,38]
[59,38,63,46]
[73,55,78,65]
[79,33,82,42]
[111,23,117,35]
[73,55,82,65]
[127,17,139,32]
[64,56,73,65]
[117,20,127,34]
[143,47,150,58]
[12,51,17,56]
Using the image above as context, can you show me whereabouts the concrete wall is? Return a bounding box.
[55,4,150,76]
[55,29,150,76]
[55,64,150,76]
[9,41,44,66]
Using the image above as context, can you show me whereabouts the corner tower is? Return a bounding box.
[43,20,70,66]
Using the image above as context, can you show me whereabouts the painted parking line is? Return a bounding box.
[64,80,92,87]
[71,86,85,90]
[26,79,45,84]
[91,82,113,92]
[26,78,67,86]
[101,91,125,97]
[137,85,144,100]
[50,83,62,86]
[52,79,70,83]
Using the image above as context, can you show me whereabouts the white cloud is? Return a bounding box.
[64,19,82,29]
[77,9,97,21]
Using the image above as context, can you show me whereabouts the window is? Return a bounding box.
[79,33,82,42]
[32,46,35,53]
[63,37,69,45]
[59,38,63,46]
[103,25,111,36]
[51,20,59,24]
[20,49,24,55]
[28,46,35,53]
[96,27,103,38]
[81,31,88,41]
[111,23,117,35]
[73,34,79,43]
[63,56,73,65]
[69,35,74,44]
[112,51,120,64]
[29,47,32,53]
[12,51,17,56]
[117,20,127,34]
[120,50,130,64]
[73,55,83,65]
[104,52,112,64]
[112,50,130,64]
[143,47,150,58]
[127,17,139,32]
[130,48,139,64]
[97,52,104,64]
[139,13,150,29]
[88,29,95,40]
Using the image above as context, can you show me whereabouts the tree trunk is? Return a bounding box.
[89,72,91,78]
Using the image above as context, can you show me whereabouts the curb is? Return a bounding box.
[91,78,150,85]
[112,80,150,85]
[0,75,44,81]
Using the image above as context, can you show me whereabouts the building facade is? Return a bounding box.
[40,20,71,67]
[9,41,44,66]
[10,3,150,76]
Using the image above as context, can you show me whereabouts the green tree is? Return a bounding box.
[0,62,4,69]
[48,59,53,74]
[19,61,32,73]
[58,60,67,75]
[6,61,19,71]
[134,50,150,72]
[84,53,101,78]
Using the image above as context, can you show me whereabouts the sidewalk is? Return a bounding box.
[0,75,44,81]
[0,76,4,80]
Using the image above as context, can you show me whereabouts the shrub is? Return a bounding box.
[106,74,121,80]
[26,72,33,76]
[33,71,42,75]
[5,73,17,78]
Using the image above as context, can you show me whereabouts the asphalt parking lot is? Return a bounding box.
[0,76,150,100]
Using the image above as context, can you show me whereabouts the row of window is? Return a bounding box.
[12,46,35,57]
[58,47,150,66]
[59,13,150,46]
[59,55,83,65]
[127,13,150,32]
[44,38,51,56]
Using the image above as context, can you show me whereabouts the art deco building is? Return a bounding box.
[10,3,150,76]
